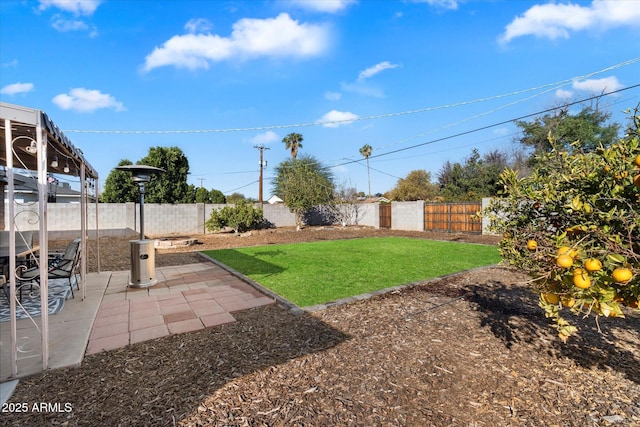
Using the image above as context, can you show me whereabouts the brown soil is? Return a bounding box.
[5,227,639,426]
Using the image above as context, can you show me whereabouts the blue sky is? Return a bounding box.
[1,0,639,199]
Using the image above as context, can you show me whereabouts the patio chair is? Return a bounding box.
[15,238,81,299]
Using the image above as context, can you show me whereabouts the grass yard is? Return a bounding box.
[203,237,500,307]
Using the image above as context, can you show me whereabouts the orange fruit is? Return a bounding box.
[527,240,538,250]
[634,174,640,188]
[543,293,560,304]
[561,296,575,308]
[635,154,640,168]
[557,254,574,268]
[573,269,591,289]
[614,171,629,180]
[612,267,633,284]
[557,246,578,259]
[584,258,602,272]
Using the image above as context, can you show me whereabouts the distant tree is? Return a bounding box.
[100,159,139,202]
[183,184,197,203]
[508,147,533,178]
[386,170,438,201]
[437,149,507,201]
[195,186,211,203]
[317,181,362,226]
[226,193,247,204]
[515,104,620,158]
[210,189,226,204]
[359,144,373,197]
[282,132,304,159]
[138,146,191,203]
[272,155,334,226]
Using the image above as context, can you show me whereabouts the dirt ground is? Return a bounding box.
[5,226,639,426]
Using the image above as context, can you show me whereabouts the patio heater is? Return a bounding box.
[115,164,165,288]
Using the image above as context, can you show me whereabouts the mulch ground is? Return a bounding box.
[5,226,639,426]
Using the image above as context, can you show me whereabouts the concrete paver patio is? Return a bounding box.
[0,260,275,384]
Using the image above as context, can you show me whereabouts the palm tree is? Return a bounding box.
[282,133,304,159]
[359,144,373,197]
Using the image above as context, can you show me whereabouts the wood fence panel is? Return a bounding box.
[379,204,391,229]
[423,202,482,234]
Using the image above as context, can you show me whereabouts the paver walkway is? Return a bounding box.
[87,262,275,354]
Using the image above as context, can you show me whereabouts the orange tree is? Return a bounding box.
[485,111,639,341]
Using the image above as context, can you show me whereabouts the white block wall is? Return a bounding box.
[391,201,425,231]
[4,200,492,236]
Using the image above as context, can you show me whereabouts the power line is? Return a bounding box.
[222,179,259,195]
[62,57,640,135]
[330,84,640,169]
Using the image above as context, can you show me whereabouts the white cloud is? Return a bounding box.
[1,59,19,68]
[287,0,357,13]
[1,82,34,95]
[357,61,400,82]
[555,88,574,100]
[318,110,358,128]
[185,18,213,34]
[500,0,640,44]
[330,61,399,99]
[143,13,330,72]
[572,76,623,94]
[554,76,623,101]
[409,0,460,11]
[324,91,342,101]
[51,16,89,32]
[340,81,384,98]
[249,131,279,145]
[38,0,101,16]
[52,88,125,113]
[493,127,509,137]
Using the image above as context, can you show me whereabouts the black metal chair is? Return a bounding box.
[15,238,81,299]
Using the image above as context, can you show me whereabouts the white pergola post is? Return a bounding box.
[5,118,18,378]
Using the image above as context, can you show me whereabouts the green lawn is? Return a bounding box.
[203,237,500,307]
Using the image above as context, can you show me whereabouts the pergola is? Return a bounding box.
[0,102,99,378]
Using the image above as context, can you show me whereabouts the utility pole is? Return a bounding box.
[254,144,269,204]
[198,178,205,188]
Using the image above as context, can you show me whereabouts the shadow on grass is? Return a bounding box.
[6,305,349,426]
[464,282,640,385]
[204,249,286,276]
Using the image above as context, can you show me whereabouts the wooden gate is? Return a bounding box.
[423,202,482,234]
[379,204,391,229]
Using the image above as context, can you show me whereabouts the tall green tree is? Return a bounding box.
[359,144,373,197]
[100,159,139,202]
[272,155,334,226]
[209,189,226,204]
[385,170,438,201]
[138,146,191,203]
[282,133,304,159]
[515,105,620,157]
[437,149,507,201]
[195,186,211,203]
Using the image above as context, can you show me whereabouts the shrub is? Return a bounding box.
[205,201,265,234]
[484,111,639,341]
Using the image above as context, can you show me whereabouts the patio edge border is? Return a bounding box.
[196,252,305,315]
